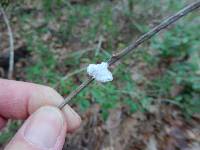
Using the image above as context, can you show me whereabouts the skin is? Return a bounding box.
[0,79,81,150]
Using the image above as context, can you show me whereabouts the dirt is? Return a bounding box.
[63,104,200,150]
[0,1,200,150]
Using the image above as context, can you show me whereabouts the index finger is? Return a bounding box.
[0,79,81,132]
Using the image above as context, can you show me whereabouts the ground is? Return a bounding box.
[0,0,200,149]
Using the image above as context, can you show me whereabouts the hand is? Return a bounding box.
[0,79,81,150]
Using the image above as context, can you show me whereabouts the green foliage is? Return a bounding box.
[42,0,65,12]
[1,0,200,147]
[11,0,200,120]
[73,63,140,120]
[150,18,200,115]
[0,121,20,144]
[0,0,10,8]
[23,29,60,84]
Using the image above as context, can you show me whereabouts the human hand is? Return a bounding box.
[0,79,81,150]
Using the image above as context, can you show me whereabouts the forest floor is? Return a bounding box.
[0,0,200,149]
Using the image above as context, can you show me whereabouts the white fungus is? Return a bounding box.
[87,62,113,83]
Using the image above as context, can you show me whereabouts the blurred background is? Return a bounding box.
[0,0,200,149]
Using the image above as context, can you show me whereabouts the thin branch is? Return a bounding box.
[108,1,200,65]
[95,35,103,56]
[58,1,200,110]
[58,77,94,109]
[62,67,87,81]
[64,47,94,58]
[53,67,87,88]
[0,6,14,79]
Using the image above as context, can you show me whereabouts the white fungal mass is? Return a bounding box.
[87,62,113,83]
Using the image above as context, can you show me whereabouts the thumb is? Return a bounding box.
[5,106,67,150]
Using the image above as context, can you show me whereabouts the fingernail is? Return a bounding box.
[24,107,63,149]
[67,106,81,120]
[62,105,81,132]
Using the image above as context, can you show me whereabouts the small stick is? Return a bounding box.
[58,77,94,109]
[53,67,86,88]
[0,6,14,79]
[95,35,103,56]
[58,1,200,109]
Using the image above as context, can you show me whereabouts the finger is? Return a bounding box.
[0,116,7,130]
[0,79,81,132]
[5,106,67,150]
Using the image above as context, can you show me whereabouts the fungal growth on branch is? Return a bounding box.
[87,62,113,83]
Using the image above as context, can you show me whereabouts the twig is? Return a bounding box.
[108,1,200,65]
[58,1,200,109]
[61,67,87,81]
[0,6,14,79]
[95,36,103,56]
[102,49,112,57]
[58,77,94,109]
[64,47,94,58]
[53,67,87,88]
[160,99,181,107]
